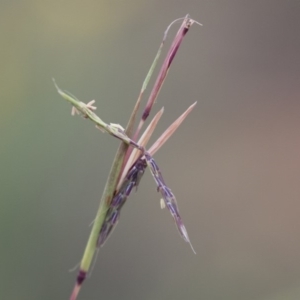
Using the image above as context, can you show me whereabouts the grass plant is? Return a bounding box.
[54,14,201,300]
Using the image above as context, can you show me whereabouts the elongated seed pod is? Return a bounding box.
[97,159,147,247]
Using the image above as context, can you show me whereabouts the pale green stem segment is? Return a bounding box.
[53,79,144,151]
[141,41,164,93]
[80,142,127,272]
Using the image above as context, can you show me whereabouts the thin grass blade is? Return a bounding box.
[135,15,200,138]
[148,101,197,156]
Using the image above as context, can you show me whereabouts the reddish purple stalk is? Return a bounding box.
[134,15,194,139]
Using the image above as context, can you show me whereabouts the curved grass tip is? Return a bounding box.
[163,14,203,42]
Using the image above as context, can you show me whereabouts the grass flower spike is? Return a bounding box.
[54,14,201,300]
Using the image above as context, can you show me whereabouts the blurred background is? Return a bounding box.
[1,1,300,299]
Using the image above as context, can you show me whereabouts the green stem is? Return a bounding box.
[80,140,128,271]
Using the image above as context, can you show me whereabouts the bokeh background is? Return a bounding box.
[1,1,300,299]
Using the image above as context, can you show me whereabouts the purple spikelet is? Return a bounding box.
[144,152,196,253]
